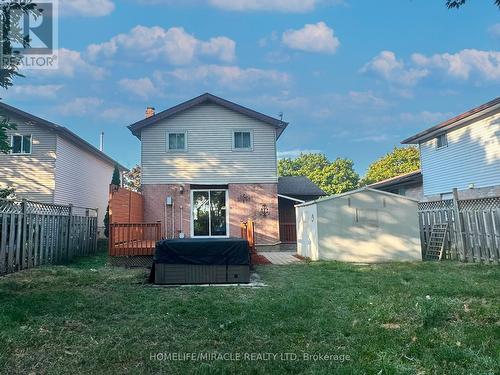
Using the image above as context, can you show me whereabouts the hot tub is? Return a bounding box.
[150,238,251,285]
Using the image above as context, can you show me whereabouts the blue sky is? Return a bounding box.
[3,0,500,174]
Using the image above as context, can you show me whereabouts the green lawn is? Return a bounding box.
[0,253,499,375]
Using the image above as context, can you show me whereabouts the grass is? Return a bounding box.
[0,253,499,374]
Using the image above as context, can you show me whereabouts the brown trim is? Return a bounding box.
[190,184,229,190]
[401,97,500,144]
[0,102,128,171]
[127,92,288,140]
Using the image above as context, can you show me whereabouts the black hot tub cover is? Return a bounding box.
[154,238,250,265]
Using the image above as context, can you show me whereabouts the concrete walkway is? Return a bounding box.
[258,251,301,265]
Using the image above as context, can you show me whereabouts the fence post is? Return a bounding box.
[67,204,73,261]
[20,199,27,270]
[452,188,466,261]
[94,208,99,254]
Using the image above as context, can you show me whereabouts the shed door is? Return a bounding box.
[296,204,318,260]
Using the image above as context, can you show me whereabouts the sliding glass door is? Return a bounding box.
[192,190,228,237]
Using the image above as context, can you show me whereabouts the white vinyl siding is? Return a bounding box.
[54,135,115,228]
[420,111,500,196]
[141,103,278,184]
[0,115,56,203]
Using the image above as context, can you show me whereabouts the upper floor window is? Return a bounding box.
[167,132,187,151]
[436,133,448,149]
[11,135,32,154]
[233,130,253,150]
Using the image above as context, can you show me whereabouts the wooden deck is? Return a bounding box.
[109,223,161,256]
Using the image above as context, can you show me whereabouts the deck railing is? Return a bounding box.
[109,222,162,256]
[240,219,256,252]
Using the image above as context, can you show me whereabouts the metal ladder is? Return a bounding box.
[425,223,448,261]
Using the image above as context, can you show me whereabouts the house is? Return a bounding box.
[402,97,500,201]
[296,188,421,263]
[368,170,423,200]
[0,102,127,235]
[277,176,327,243]
[127,93,288,247]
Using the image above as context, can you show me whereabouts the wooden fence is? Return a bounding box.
[418,189,500,264]
[0,199,98,275]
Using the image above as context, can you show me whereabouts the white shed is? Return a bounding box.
[296,188,422,263]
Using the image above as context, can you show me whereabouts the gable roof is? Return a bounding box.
[278,176,327,197]
[0,102,127,171]
[402,96,500,144]
[368,170,422,190]
[296,187,419,208]
[127,92,289,139]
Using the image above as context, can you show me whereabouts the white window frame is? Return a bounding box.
[10,134,32,155]
[436,133,448,149]
[232,129,254,151]
[166,131,188,152]
[190,189,230,238]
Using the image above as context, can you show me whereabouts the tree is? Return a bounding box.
[446,0,500,9]
[104,165,121,238]
[0,187,14,199]
[111,165,121,186]
[1,1,41,90]
[278,153,359,195]
[360,146,420,186]
[0,1,41,198]
[124,165,141,192]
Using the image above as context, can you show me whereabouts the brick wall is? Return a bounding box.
[142,183,280,244]
[228,183,279,245]
[109,185,144,224]
[142,184,191,238]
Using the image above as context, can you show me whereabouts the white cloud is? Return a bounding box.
[489,23,500,38]
[87,26,236,65]
[61,0,115,17]
[347,90,388,107]
[137,0,345,12]
[411,49,500,81]
[209,0,317,12]
[5,84,64,99]
[399,111,453,125]
[39,48,107,79]
[353,134,391,143]
[282,22,340,54]
[56,97,103,116]
[119,77,158,99]
[100,106,143,121]
[361,50,429,86]
[166,64,290,89]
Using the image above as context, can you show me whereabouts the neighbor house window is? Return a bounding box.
[11,135,32,154]
[167,132,187,151]
[233,131,253,150]
[436,133,448,149]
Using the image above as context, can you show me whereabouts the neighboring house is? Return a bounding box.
[402,97,500,201]
[127,93,289,246]
[0,102,127,234]
[277,176,327,243]
[368,170,423,201]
